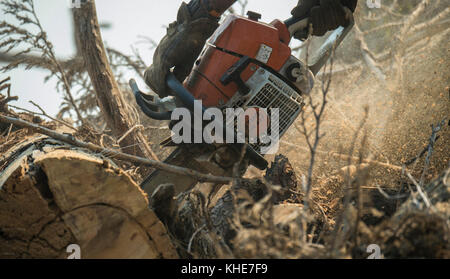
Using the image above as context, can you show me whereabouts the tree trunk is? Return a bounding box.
[0,135,177,259]
[72,0,157,161]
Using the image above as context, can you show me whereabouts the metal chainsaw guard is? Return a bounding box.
[299,15,355,76]
[166,73,268,171]
[130,73,268,171]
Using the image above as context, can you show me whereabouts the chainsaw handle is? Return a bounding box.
[284,16,309,39]
[130,79,172,120]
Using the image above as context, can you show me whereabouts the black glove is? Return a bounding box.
[144,1,219,98]
[291,0,357,38]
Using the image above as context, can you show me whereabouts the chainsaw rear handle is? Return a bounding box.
[130,79,172,120]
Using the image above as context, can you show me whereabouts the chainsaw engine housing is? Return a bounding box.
[184,14,313,150]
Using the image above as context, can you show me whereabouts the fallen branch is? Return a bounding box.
[8,100,78,132]
[404,136,441,166]
[405,171,432,208]
[280,140,403,171]
[9,104,77,132]
[117,125,144,144]
[0,114,233,184]
[419,119,446,186]
[354,23,386,82]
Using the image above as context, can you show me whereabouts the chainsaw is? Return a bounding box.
[130,10,354,196]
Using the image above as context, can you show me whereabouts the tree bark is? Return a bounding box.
[0,135,177,259]
[72,0,157,160]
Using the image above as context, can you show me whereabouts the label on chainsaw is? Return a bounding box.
[256,44,273,64]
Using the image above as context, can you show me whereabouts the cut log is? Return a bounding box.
[0,136,177,259]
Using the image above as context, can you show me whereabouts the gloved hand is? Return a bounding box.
[144,2,219,98]
[291,0,357,38]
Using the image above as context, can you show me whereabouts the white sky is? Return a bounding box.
[0,0,298,116]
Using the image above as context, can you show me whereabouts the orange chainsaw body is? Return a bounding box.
[184,14,293,107]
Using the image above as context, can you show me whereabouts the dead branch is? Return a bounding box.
[405,171,431,208]
[27,1,83,124]
[0,1,84,124]
[284,139,404,171]
[409,8,450,33]
[398,0,432,37]
[72,0,157,161]
[0,114,232,184]
[419,119,446,186]
[9,104,77,132]
[0,77,17,111]
[106,47,146,80]
[295,47,335,208]
[0,52,84,73]
[353,22,386,82]
[31,101,77,131]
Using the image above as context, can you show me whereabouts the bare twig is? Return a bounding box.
[117,124,144,144]
[281,141,403,171]
[375,183,410,200]
[0,0,84,124]
[31,101,78,131]
[187,224,206,254]
[404,136,441,166]
[4,123,13,141]
[0,77,18,111]
[106,47,146,80]
[295,44,335,209]
[331,107,369,253]
[135,35,158,50]
[405,171,431,208]
[419,119,446,186]
[8,104,77,132]
[27,1,84,124]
